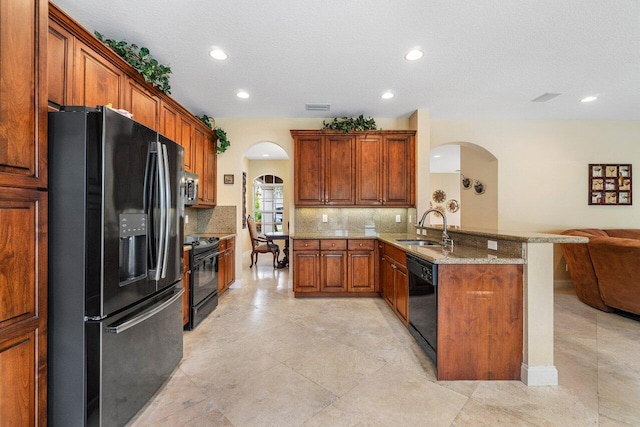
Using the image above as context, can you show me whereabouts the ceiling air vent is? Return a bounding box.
[530,93,561,102]
[305,103,331,111]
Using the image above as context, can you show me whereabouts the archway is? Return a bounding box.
[429,142,498,229]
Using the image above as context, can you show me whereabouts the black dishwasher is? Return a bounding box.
[406,253,438,363]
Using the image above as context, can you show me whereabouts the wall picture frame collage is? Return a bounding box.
[589,164,632,205]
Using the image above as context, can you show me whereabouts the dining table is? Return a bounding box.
[264,231,290,268]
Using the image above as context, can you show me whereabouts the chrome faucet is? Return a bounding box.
[417,209,453,249]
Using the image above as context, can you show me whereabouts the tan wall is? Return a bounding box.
[459,145,498,230]
[428,173,461,227]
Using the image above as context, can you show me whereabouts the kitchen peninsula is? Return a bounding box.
[291,226,587,386]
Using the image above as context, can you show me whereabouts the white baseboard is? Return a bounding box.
[521,364,558,386]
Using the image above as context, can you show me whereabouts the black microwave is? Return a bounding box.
[184,172,199,205]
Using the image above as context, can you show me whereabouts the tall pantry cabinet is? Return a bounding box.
[0,0,49,426]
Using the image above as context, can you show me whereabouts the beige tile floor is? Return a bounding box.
[129,258,640,426]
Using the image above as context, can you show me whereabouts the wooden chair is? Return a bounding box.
[247,215,280,268]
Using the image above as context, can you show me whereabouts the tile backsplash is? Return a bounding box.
[184,206,237,235]
[294,208,417,234]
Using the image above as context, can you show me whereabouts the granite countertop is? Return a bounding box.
[291,227,588,264]
[191,232,237,240]
[291,231,524,264]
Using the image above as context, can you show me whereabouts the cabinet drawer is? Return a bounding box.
[219,239,227,251]
[348,239,374,251]
[383,243,406,266]
[320,239,347,250]
[293,239,319,250]
[226,237,235,249]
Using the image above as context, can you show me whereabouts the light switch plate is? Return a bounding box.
[488,240,498,250]
[185,215,189,224]
[395,215,401,223]
[322,214,328,223]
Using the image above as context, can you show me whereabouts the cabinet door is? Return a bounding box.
[73,39,124,108]
[159,101,178,140]
[0,0,47,188]
[0,187,47,426]
[178,117,194,172]
[193,126,205,202]
[227,238,236,285]
[294,135,324,205]
[325,134,355,205]
[394,263,409,325]
[124,77,159,130]
[347,251,375,292]
[355,135,383,205]
[320,251,347,292]
[381,255,395,308]
[382,134,414,206]
[48,20,74,111]
[293,251,320,292]
[203,131,217,205]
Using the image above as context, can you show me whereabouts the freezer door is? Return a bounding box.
[86,285,184,427]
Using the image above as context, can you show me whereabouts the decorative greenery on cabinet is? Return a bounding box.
[94,31,172,94]
[322,115,377,133]
[197,115,231,153]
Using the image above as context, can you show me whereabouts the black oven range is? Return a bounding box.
[185,236,221,330]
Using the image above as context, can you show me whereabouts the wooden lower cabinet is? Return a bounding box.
[347,240,376,292]
[0,187,47,426]
[294,239,377,296]
[182,249,191,326]
[218,237,236,295]
[437,264,523,380]
[380,246,408,326]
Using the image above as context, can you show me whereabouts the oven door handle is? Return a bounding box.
[193,251,221,264]
[104,288,184,334]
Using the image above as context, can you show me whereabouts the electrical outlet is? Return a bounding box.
[487,254,498,259]
[322,214,328,223]
[185,215,189,224]
[487,240,498,251]
[395,215,401,223]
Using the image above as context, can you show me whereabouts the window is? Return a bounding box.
[253,174,284,233]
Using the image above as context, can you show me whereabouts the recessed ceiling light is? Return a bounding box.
[262,154,269,157]
[405,49,424,61]
[433,154,441,158]
[581,96,598,103]
[381,91,394,99]
[237,90,250,99]
[209,48,228,60]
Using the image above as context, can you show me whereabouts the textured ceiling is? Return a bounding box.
[53,0,640,120]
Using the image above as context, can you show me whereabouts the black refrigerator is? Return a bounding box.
[48,106,185,426]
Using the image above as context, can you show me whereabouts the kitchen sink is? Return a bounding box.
[395,239,441,247]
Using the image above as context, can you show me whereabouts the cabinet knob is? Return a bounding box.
[304,243,308,247]
[359,243,363,247]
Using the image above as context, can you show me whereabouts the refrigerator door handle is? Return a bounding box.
[160,143,171,279]
[104,287,184,334]
[155,141,167,282]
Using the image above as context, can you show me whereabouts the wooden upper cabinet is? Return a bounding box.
[179,117,194,172]
[203,132,217,205]
[292,130,415,207]
[325,134,355,205]
[355,134,383,205]
[293,133,324,205]
[73,39,124,108]
[47,20,73,111]
[124,77,159,130]
[0,0,47,189]
[159,101,178,140]
[383,134,415,206]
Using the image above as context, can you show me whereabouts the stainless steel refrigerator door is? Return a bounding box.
[86,285,184,427]
[87,108,160,317]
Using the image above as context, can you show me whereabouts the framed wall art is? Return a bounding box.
[589,164,632,205]
[224,174,234,185]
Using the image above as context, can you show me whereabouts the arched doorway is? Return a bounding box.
[429,142,498,229]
